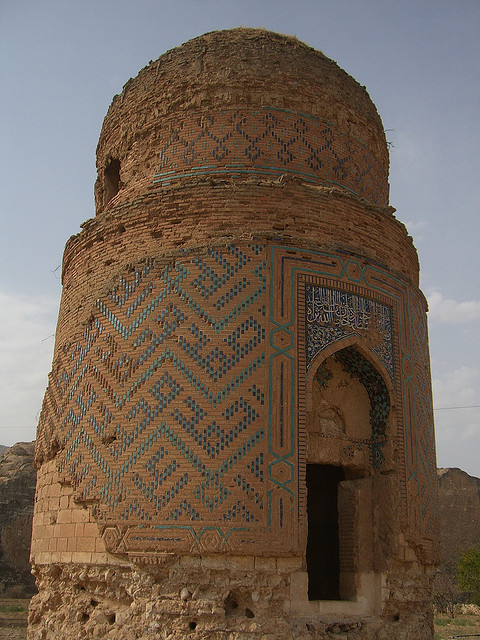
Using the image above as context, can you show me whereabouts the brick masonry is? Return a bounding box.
[29,29,438,640]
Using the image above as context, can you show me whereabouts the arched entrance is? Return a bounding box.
[305,345,391,602]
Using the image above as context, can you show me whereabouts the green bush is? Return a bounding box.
[457,543,480,606]
[434,616,450,626]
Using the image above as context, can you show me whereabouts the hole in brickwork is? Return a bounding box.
[189,621,197,630]
[107,613,116,625]
[245,608,255,618]
[104,158,121,205]
[224,592,239,617]
[90,599,98,608]
[81,612,89,622]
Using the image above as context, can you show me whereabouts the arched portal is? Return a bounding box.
[305,345,391,601]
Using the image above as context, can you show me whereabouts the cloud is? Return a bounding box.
[433,366,480,476]
[0,289,59,445]
[427,290,480,324]
[433,366,478,411]
[403,220,427,233]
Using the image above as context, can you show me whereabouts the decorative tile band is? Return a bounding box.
[269,246,437,540]
[153,108,388,205]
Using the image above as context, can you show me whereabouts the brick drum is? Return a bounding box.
[28,29,439,639]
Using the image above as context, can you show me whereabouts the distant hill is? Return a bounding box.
[0,442,37,596]
[437,467,480,567]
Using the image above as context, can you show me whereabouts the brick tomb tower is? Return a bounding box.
[29,29,438,640]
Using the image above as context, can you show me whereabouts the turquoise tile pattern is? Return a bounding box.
[36,242,436,554]
[37,245,269,552]
[306,285,394,379]
[270,246,437,540]
[152,108,388,205]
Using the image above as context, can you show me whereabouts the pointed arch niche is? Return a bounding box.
[302,341,395,610]
[306,342,393,471]
[269,247,436,614]
[299,280,397,610]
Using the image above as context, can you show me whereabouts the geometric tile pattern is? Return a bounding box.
[403,288,438,538]
[36,242,437,553]
[36,244,271,553]
[152,108,388,205]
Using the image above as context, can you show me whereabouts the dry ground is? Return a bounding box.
[434,612,480,639]
[0,599,28,640]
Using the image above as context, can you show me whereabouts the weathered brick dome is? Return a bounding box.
[95,28,389,213]
[30,29,438,640]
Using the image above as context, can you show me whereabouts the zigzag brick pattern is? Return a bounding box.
[37,244,268,540]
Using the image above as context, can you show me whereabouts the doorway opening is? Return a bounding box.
[306,464,344,600]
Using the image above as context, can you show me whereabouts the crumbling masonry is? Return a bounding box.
[28,29,439,639]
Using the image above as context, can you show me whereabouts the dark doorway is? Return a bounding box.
[306,464,344,600]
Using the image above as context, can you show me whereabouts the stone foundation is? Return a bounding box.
[28,558,434,640]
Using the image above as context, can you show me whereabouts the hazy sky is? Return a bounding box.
[1,0,479,477]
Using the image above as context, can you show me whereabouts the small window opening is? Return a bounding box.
[306,464,344,600]
[104,158,121,205]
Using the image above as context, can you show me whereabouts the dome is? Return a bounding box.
[94,28,389,213]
